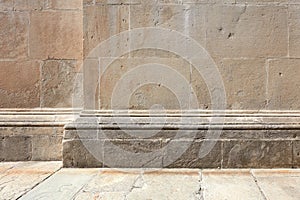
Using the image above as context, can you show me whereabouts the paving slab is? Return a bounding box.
[20,168,100,200]
[0,161,61,200]
[202,169,265,200]
[252,169,300,200]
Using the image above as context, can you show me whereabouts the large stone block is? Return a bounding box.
[41,60,77,108]
[206,5,288,58]
[268,59,300,110]
[289,5,300,58]
[103,139,163,168]
[0,60,40,108]
[31,135,63,161]
[0,12,29,59]
[163,140,222,168]
[83,5,129,57]
[95,0,141,4]
[63,139,103,167]
[223,140,293,168]
[29,11,83,59]
[99,57,191,109]
[130,3,206,48]
[219,59,267,109]
[0,136,32,161]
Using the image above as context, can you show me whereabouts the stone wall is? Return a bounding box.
[0,0,300,165]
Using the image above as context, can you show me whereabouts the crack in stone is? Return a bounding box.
[124,172,145,200]
[195,170,204,200]
[250,170,268,200]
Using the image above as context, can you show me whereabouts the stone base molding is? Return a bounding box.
[63,110,300,168]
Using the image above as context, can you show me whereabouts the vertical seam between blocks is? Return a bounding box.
[250,170,268,200]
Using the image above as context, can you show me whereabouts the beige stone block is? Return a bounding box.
[41,60,77,108]
[99,57,191,109]
[13,0,45,10]
[268,59,300,110]
[83,5,129,57]
[130,4,206,48]
[29,11,83,59]
[0,12,29,59]
[206,5,288,58]
[0,60,40,108]
[289,6,300,58]
[159,0,222,4]
[219,59,267,109]
[228,0,288,3]
[50,0,82,9]
[95,0,141,4]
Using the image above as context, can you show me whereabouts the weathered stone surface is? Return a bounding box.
[0,60,40,108]
[83,58,100,109]
[0,136,32,161]
[0,161,61,200]
[0,127,61,136]
[63,139,103,167]
[0,12,29,58]
[252,169,300,200]
[223,140,293,168]
[41,60,77,108]
[95,0,141,4]
[49,0,82,10]
[126,170,201,199]
[83,5,129,57]
[31,135,63,161]
[0,0,13,11]
[289,6,300,57]
[293,140,300,167]
[268,59,300,110]
[202,170,264,200]
[206,5,288,58]
[130,3,206,47]
[104,139,163,168]
[225,0,288,3]
[219,59,267,109]
[29,11,83,59]
[159,0,222,4]
[163,140,222,168]
[75,170,140,199]
[100,57,191,109]
[20,168,98,200]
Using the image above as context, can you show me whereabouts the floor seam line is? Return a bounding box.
[250,169,268,200]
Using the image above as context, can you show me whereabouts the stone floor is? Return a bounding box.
[0,162,300,200]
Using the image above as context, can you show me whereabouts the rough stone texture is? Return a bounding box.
[0,60,40,108]
[223,140,293,168]
[104,139,163,168]
[63,139,103,167]
[202,170,264,200]
[41,60,77,108]
[252,169,300,200]
[31,135,63,161]
[99,57,191,109]
[83,5,129,57]
[206,5,288,58]
[0,161,61,200]
[163,140,222,168]
[289,6,300,57]
[293,140,300,167]
[130,2,206,47]
[29,11,83,59]
[268,59,300,110]
[0,12,29,58]
[20,168,98,200]
[219,59,267,109]
[0,136,32,161]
